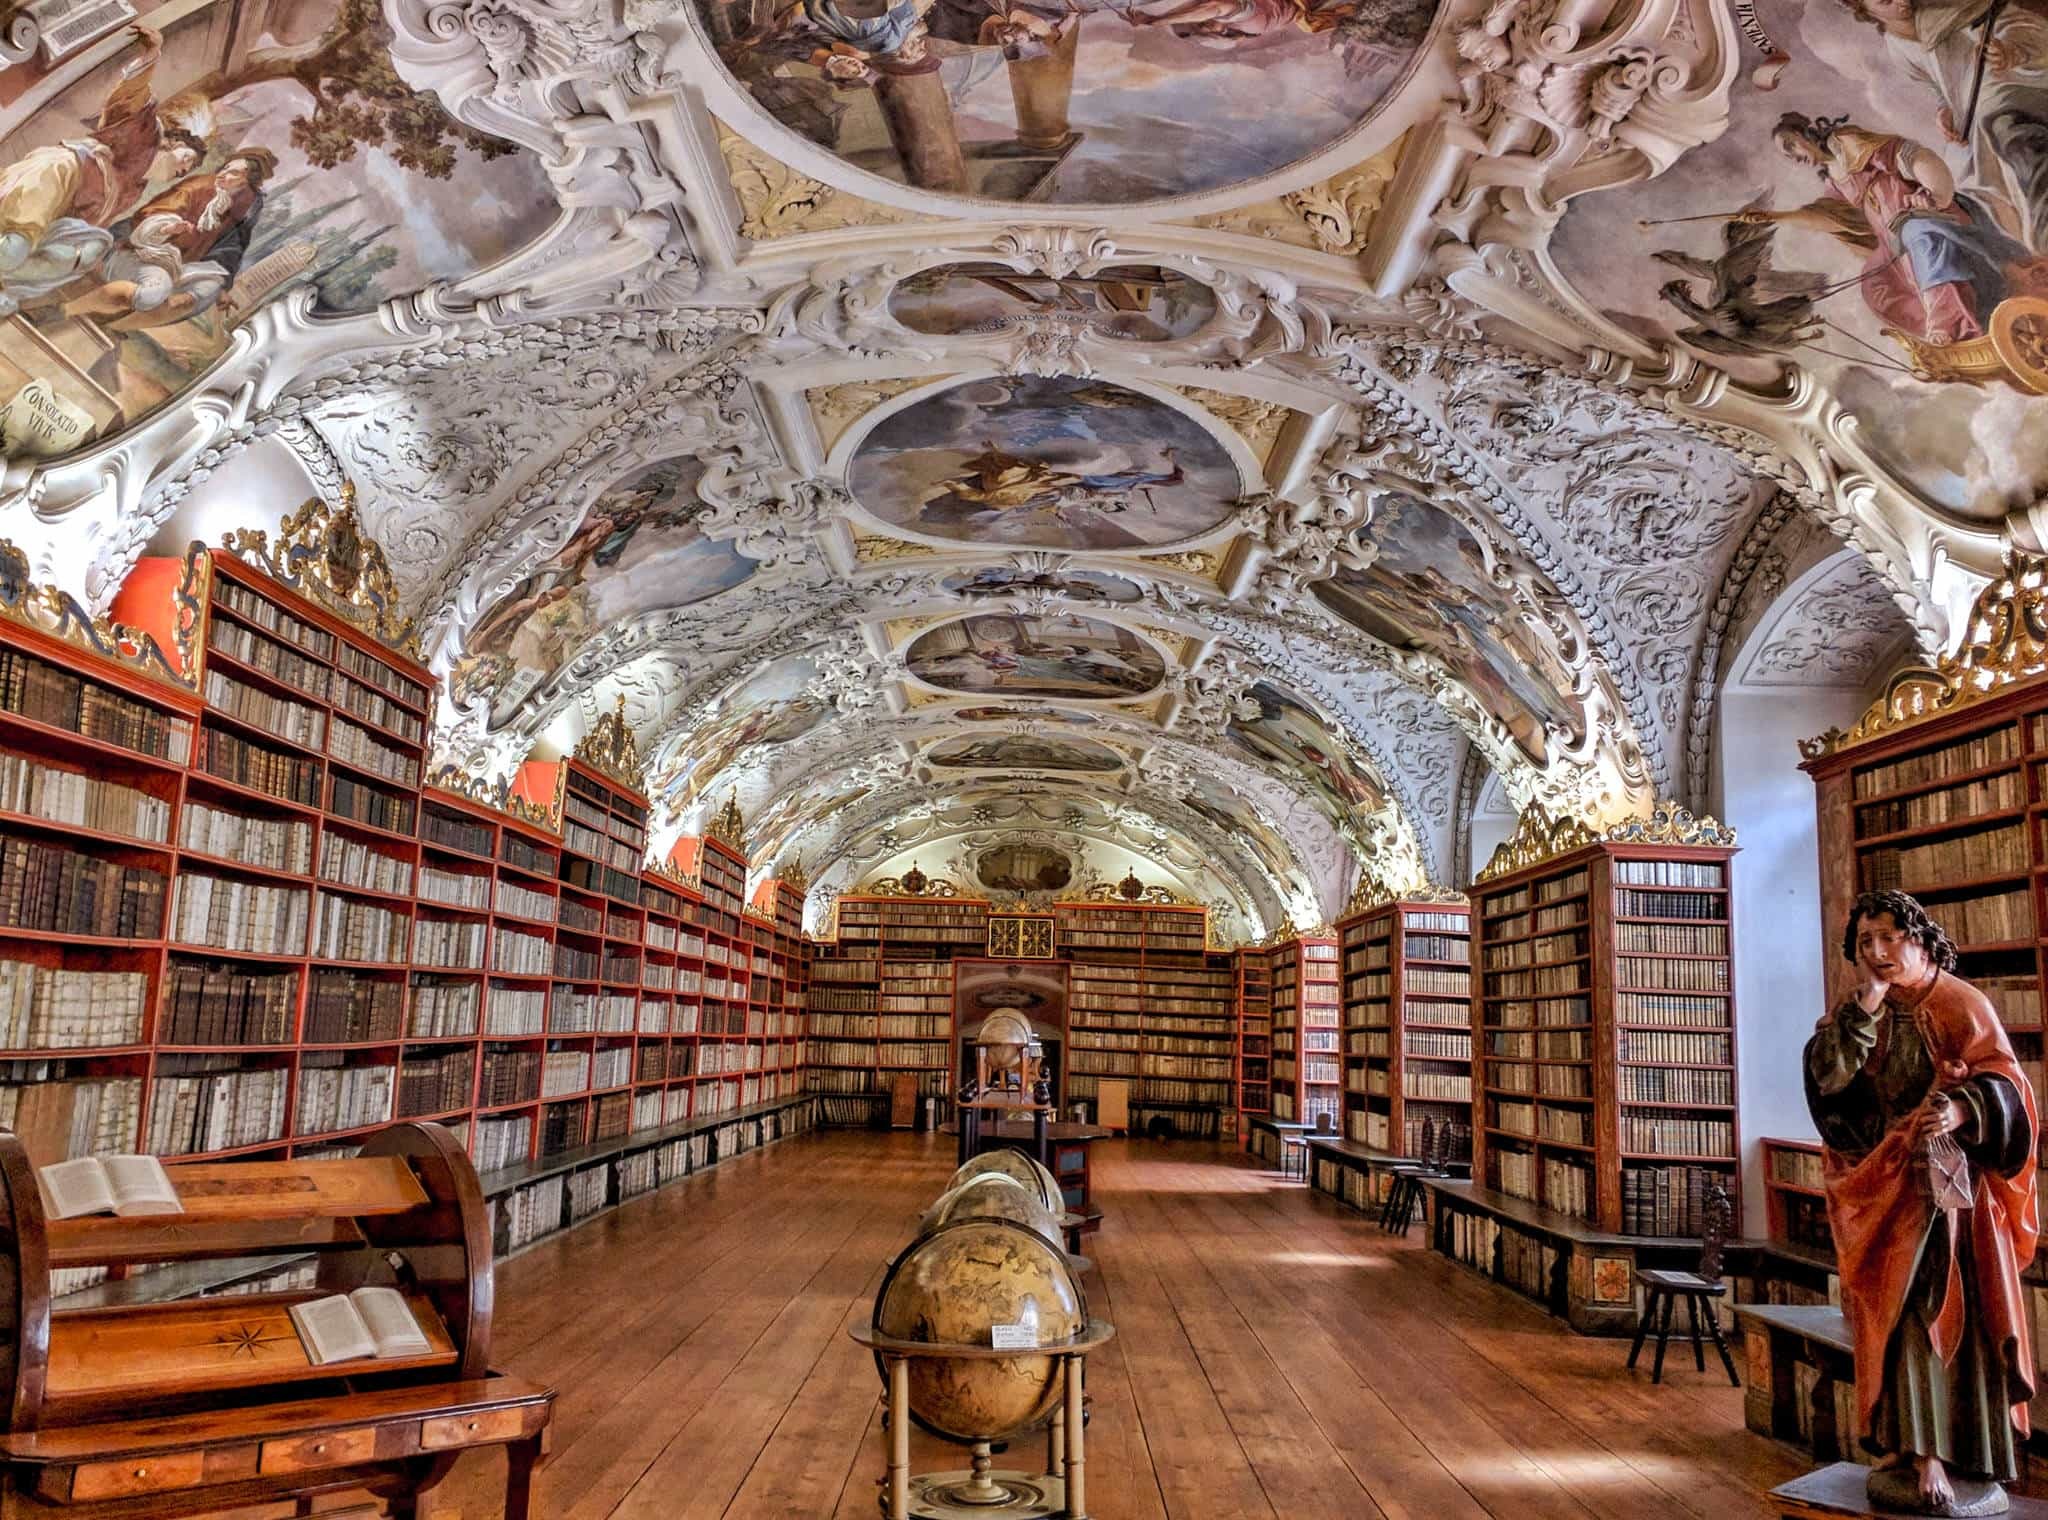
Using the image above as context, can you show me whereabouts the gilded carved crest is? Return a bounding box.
[573,695,645,789]
[0,538,188,689]
[707,791,747,851]
[217,485,419,656]
[1477,799,1738,882]
[1801,551,2048,760]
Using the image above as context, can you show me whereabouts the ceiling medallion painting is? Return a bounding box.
[0,0,556,461]
[693,0,1439,205]
[848,376,1241,550]
[904,612,1167,699]
[952,705,1103,724]
[941,566,1143,603]
[1313,494,1585,765]
[650,655,832,812]
[1548,0,2048,521]
[455,459,757,728]
[927,734,1125,771]
[976,842,1073,893]
[888,263,1217,340]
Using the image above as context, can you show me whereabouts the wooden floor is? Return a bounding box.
[431,1130,1834,1519]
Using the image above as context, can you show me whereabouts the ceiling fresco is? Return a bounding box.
[0,0,556,459]
[692,0,1439,204]
[847,376,1243,549]
[4,0,2011,939]
[903,612,1168,699]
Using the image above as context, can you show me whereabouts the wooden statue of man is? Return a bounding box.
[1805,889,2039,1516]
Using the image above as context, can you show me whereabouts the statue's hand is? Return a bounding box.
[1856,978,1889,1013]
[1914,1093,1963,1142]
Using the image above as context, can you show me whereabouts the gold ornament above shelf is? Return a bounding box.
[778,856,810,894]
[216,484,419,657]
[1802,550,2048,760]
[572,695,644,790]
[1477,800,1738,882]
[861,864,961,898]
[0,538,188,689]
[1344,878,1470,915]
[424,765,556,830]
[706,792,746,853]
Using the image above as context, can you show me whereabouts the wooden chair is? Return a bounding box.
[1626,1182,1741,1386]
[1378,1119,1443,1236]
[0,1122,554,1518]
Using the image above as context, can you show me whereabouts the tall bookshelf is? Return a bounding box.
[1337,897,1473,1160]
[1235,947,1272,1121]
[808,894,991,1125]
[1268,934,1340,1127]
[1469,807,1740,1235]
[1801,617,2048,1131]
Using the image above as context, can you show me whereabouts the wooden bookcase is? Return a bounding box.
[1470,816,1740,1235]
[1268,934,1340,1127]
[1234,947,1272,1122]
[1801,668,2048,1132]
[808,895,992,1126]
[0,516,815,1275]
[1762,1137,1831,1261]
[1337,898,1473,1161]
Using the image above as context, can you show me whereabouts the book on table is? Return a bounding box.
[289,1286,433,1365]
[37,1154,183,1218]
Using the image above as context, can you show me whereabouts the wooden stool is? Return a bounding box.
[1378,1118,1441,1236]
[1626,1182,1739,1387]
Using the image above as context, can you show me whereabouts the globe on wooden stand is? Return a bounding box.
[853,1216,1115,1520]
[920,1172,1063,1246]
[949,1149,1062,1216]
[956,1010,1054,1173]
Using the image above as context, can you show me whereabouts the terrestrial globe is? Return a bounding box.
[949,1148,1061,1214]
[873,1216,1086,1444]
[920,1172,1062,1247]
[975,1009,1040,1078]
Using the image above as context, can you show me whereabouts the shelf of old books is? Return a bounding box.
[1268,934,1340,1127]
[1337,897,1474,1162]
[1800,626,2048,1155]
[806,894,990,1126]
[1235,947,1272,1121]
[1469,807,1740,1239]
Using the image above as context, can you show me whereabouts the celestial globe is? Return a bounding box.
[975,1009,1040,1080]
[874,1217,1085,1444]
[950,1148,1061,1214]
[920,1172,1062,1247]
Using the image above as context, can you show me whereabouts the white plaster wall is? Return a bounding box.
[1716,685,1870,1236]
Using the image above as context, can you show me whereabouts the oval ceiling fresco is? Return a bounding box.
[904,613,1166,699]
[1312,494,1584,765]
[1225,679,1384,822]
[927,733,1126,771]
[941,565,1144,603]
[849,376,1241,550]
[458,458,757,728]
[890,263,1216,340]
[976,843,1073,893]
[0,0,557,462]
[695,0,1438,205]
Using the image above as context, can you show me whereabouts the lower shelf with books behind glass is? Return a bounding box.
[480,1092,817,1258]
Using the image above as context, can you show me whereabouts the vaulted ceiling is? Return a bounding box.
[2,0,2022,937]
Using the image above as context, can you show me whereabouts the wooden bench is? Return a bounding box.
[1733,1303,1856,1461]
[0,1122,554,1518]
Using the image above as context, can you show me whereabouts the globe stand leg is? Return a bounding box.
[888,1356,910,1520]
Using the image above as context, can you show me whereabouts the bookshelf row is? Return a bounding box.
[1,544,808,1182]
[1337,900,1474,1163]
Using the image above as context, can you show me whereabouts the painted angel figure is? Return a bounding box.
[1805,890,2039,1516]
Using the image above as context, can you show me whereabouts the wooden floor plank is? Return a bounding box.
[409,1131,2018,1519]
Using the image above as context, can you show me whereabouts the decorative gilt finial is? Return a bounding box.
[572,694,644,789]
[1803,548,2048,760]
[1475,803,1600,882]
[781,855,810,894]
[0,538,188,688]
[216,485,418,656]
[707,791,746,851]
[1116,870,1145,902]
[902,863,929,896]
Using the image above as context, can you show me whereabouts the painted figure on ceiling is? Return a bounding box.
[1738,111,2048,346]
[1805,890,2039,1515]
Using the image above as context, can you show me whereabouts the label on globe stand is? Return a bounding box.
[990,1322,1039,1350]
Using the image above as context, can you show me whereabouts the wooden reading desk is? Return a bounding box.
[0,1122,552,1518]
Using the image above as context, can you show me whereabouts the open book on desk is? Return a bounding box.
[38,1155,183,1219]
[289,1286,434,1365]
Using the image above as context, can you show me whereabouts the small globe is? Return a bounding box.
[976,1010,1039,1075]
[950,1148,1062,1214]
[920,1172,1062,1246]
[875,1217,1086,1443]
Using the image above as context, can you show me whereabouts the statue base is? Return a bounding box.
[1867,1468,2009,1517]
[1775,1464,2040,1520]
